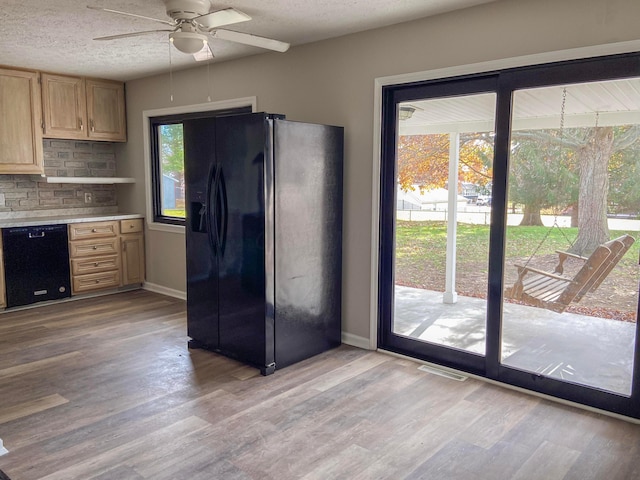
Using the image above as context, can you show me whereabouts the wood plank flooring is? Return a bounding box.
[1,290,640,479]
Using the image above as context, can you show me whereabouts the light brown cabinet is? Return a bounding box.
[41,74,86,140]
[120,219,145,286]
[67,219,144,295]
[42,74,126,142]
[86,79,127,142]
[0,67,44,174]
[68,221,121,294]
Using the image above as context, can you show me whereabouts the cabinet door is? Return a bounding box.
[0,68,43,174]
[41,74,87,140]
[86,79,126,142]
[121,234,145,285]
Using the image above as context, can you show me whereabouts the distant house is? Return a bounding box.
[162,174,179,210]
[397,186,468,211]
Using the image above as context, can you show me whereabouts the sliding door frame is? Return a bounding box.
[379,74,501,376]
[377,51,640,418]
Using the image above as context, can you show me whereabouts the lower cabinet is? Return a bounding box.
[120,219,145,286]
[68,218,145,295]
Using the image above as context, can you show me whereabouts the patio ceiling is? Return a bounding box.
[398,77,640,135]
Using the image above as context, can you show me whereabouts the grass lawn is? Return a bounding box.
[163,209,185,218]
[395,220,639,269]
[394,220,639,316]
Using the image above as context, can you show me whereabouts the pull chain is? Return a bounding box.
[169,40,174,102]
[207,53,211,102]
[206,43,213,102]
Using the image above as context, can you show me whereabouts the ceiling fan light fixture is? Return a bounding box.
[170,31,208,54]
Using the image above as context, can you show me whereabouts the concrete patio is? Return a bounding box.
[394,285,637,395]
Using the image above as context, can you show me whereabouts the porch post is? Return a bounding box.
[443,132,459,304]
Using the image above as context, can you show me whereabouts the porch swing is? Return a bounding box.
[504,88,636,313]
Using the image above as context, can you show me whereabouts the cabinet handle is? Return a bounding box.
[91,228,97,232]
[92,246,97,250]
[91,119,95,132]
[79,118,83,131]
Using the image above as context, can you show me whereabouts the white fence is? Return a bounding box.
[396,209,640,230]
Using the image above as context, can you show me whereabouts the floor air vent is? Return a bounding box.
[418,365,468,381]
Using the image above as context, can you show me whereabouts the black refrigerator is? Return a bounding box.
[184,112,343,375]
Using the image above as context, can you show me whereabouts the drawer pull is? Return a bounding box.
[92,229,97,232]
[94,262,99,267]
[93,246,98,250]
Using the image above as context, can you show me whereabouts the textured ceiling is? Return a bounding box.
[0,0,498,81]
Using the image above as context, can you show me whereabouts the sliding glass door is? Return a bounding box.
[379,53,640,418]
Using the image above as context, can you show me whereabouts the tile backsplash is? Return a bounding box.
[0,140,119,217]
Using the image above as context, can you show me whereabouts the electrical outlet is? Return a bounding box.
[84,192,92,204]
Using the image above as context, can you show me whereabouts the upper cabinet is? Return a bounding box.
[42,74,126,143]
[0,67,44,174]
[86,79,127,142]
[41,74,87,140]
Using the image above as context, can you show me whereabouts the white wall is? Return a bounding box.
[117,0,640,343]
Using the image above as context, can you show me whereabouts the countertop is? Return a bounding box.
[0,213,144,229]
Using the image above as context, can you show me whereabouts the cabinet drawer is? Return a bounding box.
[70,254,119,276]
[72,271,120,294]
[69,237,119,258]
[69,221,119,241]
[121,219,143,234]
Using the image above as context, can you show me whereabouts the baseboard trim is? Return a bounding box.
[142,282,186,300]
[0,438,8,456]
[341,332,372,350]
[140,286,371,351]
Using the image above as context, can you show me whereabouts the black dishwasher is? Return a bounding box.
[3,224,71,308]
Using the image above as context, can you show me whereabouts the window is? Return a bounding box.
[149,106,251,225]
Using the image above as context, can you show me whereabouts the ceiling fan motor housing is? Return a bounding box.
[165,0,211,20]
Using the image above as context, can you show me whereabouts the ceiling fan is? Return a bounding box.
[88,0,290,59]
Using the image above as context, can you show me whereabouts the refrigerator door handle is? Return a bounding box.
[206,163,218,256]
[217,167,228,257]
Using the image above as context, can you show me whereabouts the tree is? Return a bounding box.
[508,131,577,226]
[609,139,640,215]
[513,125,640,254]
[572,126,614,254]
[397,133,493,193]
[159,124,185,208]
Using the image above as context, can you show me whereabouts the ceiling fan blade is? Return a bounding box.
[94,30,174,41]
[211,29,290,53]
[196,7,251,29]
[87,6,175,26]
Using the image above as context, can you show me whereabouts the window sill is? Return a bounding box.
[147,221,185,234]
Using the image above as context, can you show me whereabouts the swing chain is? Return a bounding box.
[521,87,575,268]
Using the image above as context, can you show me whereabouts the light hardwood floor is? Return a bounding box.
[1,290,640,479]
